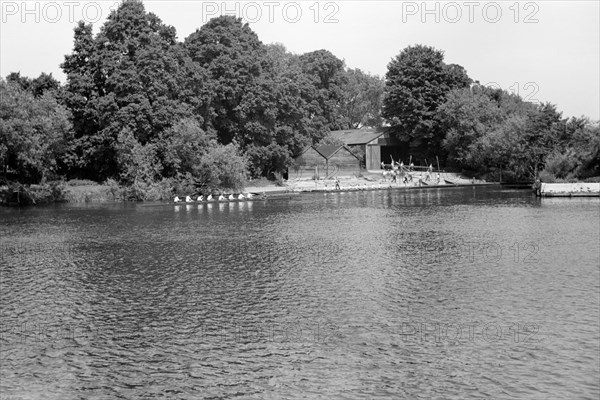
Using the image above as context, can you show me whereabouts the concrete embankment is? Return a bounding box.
[541,182,600,197]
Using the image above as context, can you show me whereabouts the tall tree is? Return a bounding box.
[238,44,312,177]
[61,20,98,163]
[183,15,267,145]
[61,0,190,180]
[238,45,352,177]
[383,45,471,159]
[521,102,563,176]
[440,86,511,169]
[298,49,348,134]
[340,68,384,128]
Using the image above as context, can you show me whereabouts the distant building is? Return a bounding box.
[290,144,362,179]
[329,127,406,170]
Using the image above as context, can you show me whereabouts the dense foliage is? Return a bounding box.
[437,85,599,181]
[382,45,598,181]
[382,45,471,160]
[2,1,384,194]
[0,80,72,183]
[1,0,597,195]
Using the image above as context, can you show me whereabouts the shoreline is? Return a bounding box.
[247,181,500,196]
[247,171,494,195]
[1,179,500,207]
[7,174,599,207]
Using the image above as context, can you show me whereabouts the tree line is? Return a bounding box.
[382,44,599,182]
[1,0,598,197]
[1,0,382,194]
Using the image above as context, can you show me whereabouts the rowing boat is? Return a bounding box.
[140,194,268,207]
[177,197,265,204]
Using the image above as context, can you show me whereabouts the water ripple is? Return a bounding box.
[1,187,598,398]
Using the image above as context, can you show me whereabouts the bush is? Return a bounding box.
[2,181,68,205]
[126,178,174,201]
[543,150,577,179]
[172,174,197,196]
[480,168,521,183]
[66,179,98,186]
[273,171,285,186]
[582,176,600,183]
[103,178,124,201]
[538,170,556,183]
[194,143,248,191]
[48,181,67,201]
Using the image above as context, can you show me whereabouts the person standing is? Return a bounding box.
[533,178,542,196]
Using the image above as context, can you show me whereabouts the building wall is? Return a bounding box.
[327,147,361,177]
[328,147,358,167]
[295,147,323,166]
[291,147,326,179]
[291,146,361,179]
[366,145,381,170]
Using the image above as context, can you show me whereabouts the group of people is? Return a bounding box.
[174,192,258,203]
[423,164,441,184]
[381,160,414,173]
[381,160,441,185]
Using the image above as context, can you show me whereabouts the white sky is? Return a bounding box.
[1,0,598,119]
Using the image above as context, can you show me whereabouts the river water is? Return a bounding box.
[1,186,598,399]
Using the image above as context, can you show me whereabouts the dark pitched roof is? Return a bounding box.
[295,144,360,161]
[313,145,342,159]
[329,128,386,145]
[314,145,361,160]
[298,146,319,156]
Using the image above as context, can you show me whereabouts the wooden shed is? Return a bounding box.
[290,144,362,179]
[329,127,406,171]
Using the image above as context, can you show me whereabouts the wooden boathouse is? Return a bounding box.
[290,144,362,179]
[329,127,406,171]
